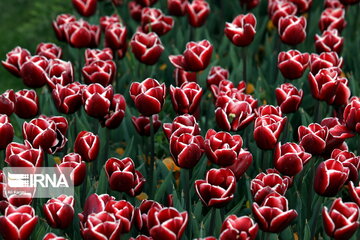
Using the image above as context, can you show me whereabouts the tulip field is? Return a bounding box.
[2,0,360,239]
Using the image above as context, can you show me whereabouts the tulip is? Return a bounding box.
[43,195,74,229]
[268,1,297,27]
[169,39,213,72]
[204,129,243,166]
[82,83,114,118]
[0,205,38,240]
[220,215,258,240]
[224,13,257,47]
[105,157,145,196]
[240,0,260,10]
[105,200,134,233]
[298,123,329,155]
[227,149,253,180]
[136,0,157,6]
[57,153,86,186]
[52,82,83,114]
[0,89,15,116]
[340,0,360,4]
[323,198,360,239]
[168,0,188,16]
[36,43,62,59]
[195,168,236,207]
[170,82,203,115]
[141,8,174,36]
[147,207,188,240]
[78,194,115,223]
[14,89,39,119]
[310,52,343,74]
[52,14,77,41]
[331,149,359,182]
[80,211,121,240]
[2,47,31,77]
[319,8,346,32]
[130,32,164,65]
[315,29,344,54]
[252,193,298,232]
[82,60,114,86]
[5,141,44,167]
[130,236,153,240]
[43,233,67,240]
[256,105,283,117]
[207,66,229,87]
[325,0,345,8]
[132,115,161,136]
[275,83,303,113]
[20,55,49,88]
[174,68,197,86]
[343,97,360,133]
[251,169,290,204]
[277,50,309,80]
[100,14,120,31]
[129,1,144,21]
[254,115,287,150]
[134,200,163,234]
[72,0,97,17]
[85,48,113,64]
[185,0,210,28]
[103,94,126,129]
[64,19,100,48]
[162,114,200,140]
[74,131,100,162]
[349,181,360,206]
[129,78,166,116]
[104,22,128,58]
[278,15,307,45]
[288,0,313,13]
[0,115,14,150]
[46,59,74,89]
[211,80,246,100]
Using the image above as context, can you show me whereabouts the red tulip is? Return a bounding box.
[269,1,297,27]
[240,0,260,10]
[136,0,157,6]
[5,141,44,167]
[103,94,126,129]
[80,211,121,240]
[105,200,134,233]
[298,123,329,155]
[323,198,360,239]
[170,82,203,114]
[174,68,197,86]
[278,15,307,45]
[252,193,298,232]
[195,168,236,207]
[325,0,344,8]
[64,20,100,48]
[52,82,83,114]
[129,1,144,21]
[52,14,77,41]
[0,115,14,150]
[227,149,253,180]
[251,169,290,204]
[344,97,360,133]
[211,80,246,100]
[82,83,113,118]
[254,114,287,150]
[72,0,97,17]
[74,131,100,162]
[78,194,115,223]
[277,50,309,80]
[319,8,346,32]
[310,52,343,74]
[141,8,174,36]
[130,236,153,240]
[85,48,113,64]
[105,157,145,196]
[100,14,120,31]
[275,83,303,113]
[43,233,67,240]
[204,129,243,166]
[130,78,166,116]
[131,31,164,65]
[132,114,161,136]
[20,55,49,88]
[147,207,188,240]
[349,181,360,206]
[315,29,344,54]
[207,66,229,87]
[225,13,257,47]
[288,0,313,13]
[14,89,39,119]
[340,0,360,4]
[82,60,114,86]
[46,59,74,89]
[2,47,31,77]
[0,89,15,116]
[185,0,210,27]
[331,149,360,182]
[0,205,38,240]
[104,23,128,58]
[321,117,354,153]
[36,43,62,60]
[134,200,163,234]
[57,153,86,186]
[163,114,200,140]
[43,195,74,229]
[168,0,188,16]
[220,215,258,240]
[169,39,213,72]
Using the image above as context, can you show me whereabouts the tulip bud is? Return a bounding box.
[343,97,360,133]
[52,82,83,114]
[14,89,39,119]
[85,48,113,64]
[207,66,229,87]
[52,14,76,41]
[225,13,257,47]
[170,82,203,115]
[2,47,31,77]
[331,149,359,183]
[315,29,344,54]
[319,8,346,32]
[325,0,344,8]
[168,0,188,16]
[174,68,197,86]
[134,200,163,234]
[46,59,74,89]
[82,60,114,86]
[310,52,343,74]
[43,195,74,229]
[57,153,86,186]
[0,115,14,150]
[78,194,115,223]
[163,114,200,140]
[298,123,329,155]
[36,43,62,60]
[278,15,307,45]
[185,0,210,27]
[141,8,174,36]
[227,149,253,180]
[74,131,100,162]
[80,211,121,240]
[103,94,126,129]
[131,32,164,65]
[132,115,161,136]
[72,0,97,17]
[82,83,114,118]
[20,55,49,88]
[129,1,144,21]
[277,50,309,80]
[104,23,128,58]
[220,215,258,240]
[275,83,303,113]
[100,14,120,31]
[321,118,354,154]
[105,200,135,233]
[64,20,100,48]
[254,115,286,150]
[0,89,15,116]
[269,1,297,27]
[6,141,44,167]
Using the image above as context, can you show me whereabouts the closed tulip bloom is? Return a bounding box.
[227,149,253,180]
[52,14,77,41]
[211,80,246,100]
[204,129,243,166]
[170,82,203,114]
[103,94,126,129]
[134,200,163,234]
[0,205,38,240]
[129,1,144,21]
[104,23,128,58]
[147,207,188,240]
[331,149,360,183]
[74,131,100,162]
[321,118,354,153]
[288,0,312,13]
[275,83,303,113]
[168,0,188,16]
[298,123,329,155]
[162,114,200,140]
[278,16,307,45]
[314,159,349,196]
[225,13,257,47]
[2,47,31,77]
[81,211,121,240]
[131,32,164,65]
[43,233,67,240]
[254,115,287,150]
[72,0,97,17]
[186,0,210,27]
[136,0,157,6]
[78,194,115,223]
[349,181,360,206]
[252,193,298,232]
[325,0,344,8]
[43,195,74,229]
[130,78,166,116]
[36,43,62,60]
[220,215,258,240]
[344,97,360,133]
[14,89,39,119]
[0,115,14,150]
[256,105,283,117]
[132,115,161,136]
[195,168,236,207]
[130,236,153,240]
[20,55,49,88]
[340,0,360,4]
[207,66,229,87]
[64,20,100,48]
[323,198,360,239]
[82,60,114,86]
[277,50,309,80]
[315,29,344,54]
[85,48,113,64]
[0,90,15,116]
[57,153,86,186]
[319,8,346,32]
[251,169,290,204]
[46,59,74,89]
[5,141,44,167]
[52,82,83,114]
[105,200,134,233]
[269,1,297,27]
[169,39,213,72]
[310,52,343,74]
[240,0,260,9]
[82,83,113,118]
[100,14,120,31]
[274,142,312,176]
[141,8,174,36]
[174,68,197,86]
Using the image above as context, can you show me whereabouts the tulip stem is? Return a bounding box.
[183,168,192,238]
[149,115,155,196]
[242,47,247,83]
[78,48,82,83]
[209,208,216,236]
